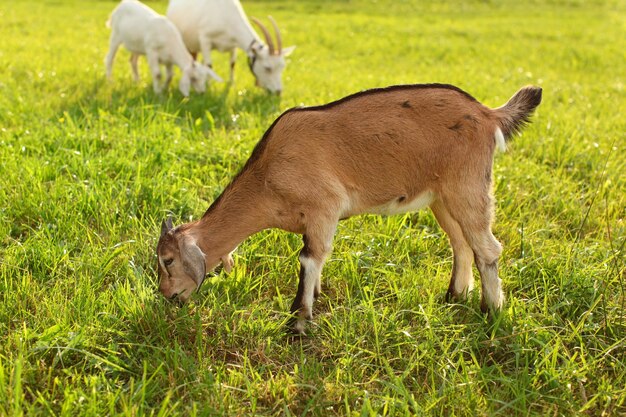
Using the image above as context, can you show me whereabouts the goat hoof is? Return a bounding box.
[480,299,503,315]
[285,317,305,336]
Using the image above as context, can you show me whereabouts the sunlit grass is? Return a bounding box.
[0,0,624,415]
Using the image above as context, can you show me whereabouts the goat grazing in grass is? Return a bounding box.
[156,83,542,334]
[166,0,295,94]
[106,0,222,96]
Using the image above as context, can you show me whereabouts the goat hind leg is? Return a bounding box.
[472,231,504,312]
[430,199,475,301]
[443,193,504,312]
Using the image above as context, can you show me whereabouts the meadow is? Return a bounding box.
[1,0,625,415]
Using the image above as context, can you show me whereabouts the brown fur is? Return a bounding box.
[157,83,542,333]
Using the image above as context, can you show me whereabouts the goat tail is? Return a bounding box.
[494,86,542,140]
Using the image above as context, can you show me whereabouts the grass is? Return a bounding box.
[0,0,625,415]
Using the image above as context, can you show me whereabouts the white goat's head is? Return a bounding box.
[179,61,223,97]
[248,16,295,95]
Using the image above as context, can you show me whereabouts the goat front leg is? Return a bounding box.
[146,51,163,94]
[164,64,174,90]
[129,53,140,82]
[228,48,237,82]
[290,223,336,335]
[198,35,214,69]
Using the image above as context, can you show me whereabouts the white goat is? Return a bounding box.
[166,0,295,94]
[106,0,222,96]
[156,83,543,334]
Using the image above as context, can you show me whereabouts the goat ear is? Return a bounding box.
[248,42,263,58]
[180,238,206,286]
[221,252,235,274]
[179,73,191,97]
[203,66,223,82]
[161,217,173,237]
[281,45,296,57]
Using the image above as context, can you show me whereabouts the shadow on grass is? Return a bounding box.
[56,77,283,131]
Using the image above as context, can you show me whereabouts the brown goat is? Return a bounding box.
[157,83,542,334]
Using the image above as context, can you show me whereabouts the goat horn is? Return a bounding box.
[250,17,275,55]
[267,16,282,55]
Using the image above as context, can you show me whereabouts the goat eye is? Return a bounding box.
[163,259,174,267]
[264,66,272,72]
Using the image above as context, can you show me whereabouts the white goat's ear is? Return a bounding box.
[161,217,173,237]
[203,66,223,82]
[282,45,296,57]
[248,42,264,58]
[221,252,234,274]
[179,73,191,97]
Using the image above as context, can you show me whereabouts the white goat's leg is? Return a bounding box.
[105,36,122,80]
[164,64,174,90]
[228,48,237,82]
[290,223,336,334]
[129,53,140,82]
[199,35,214,69]
[430,199,475,301]
[146,51,163,94]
